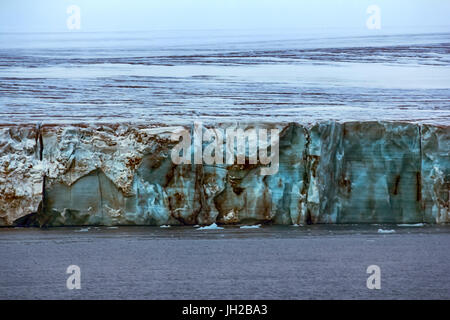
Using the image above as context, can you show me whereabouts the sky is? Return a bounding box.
[0,0,449,33]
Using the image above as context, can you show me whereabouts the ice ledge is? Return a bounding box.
[1,121,448,226]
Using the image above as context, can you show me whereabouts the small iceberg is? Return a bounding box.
[397,223,424,227]
[378,228,395,234]
[196,223,224,230]
[75,227,90,232]
[240,224,261,229]
[107,226,118,229]
[160,225,171,228]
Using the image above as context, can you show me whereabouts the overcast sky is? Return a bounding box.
[1,0,449,33]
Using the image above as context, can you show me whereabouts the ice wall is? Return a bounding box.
[0,125,43,225]
[1,121,448,227]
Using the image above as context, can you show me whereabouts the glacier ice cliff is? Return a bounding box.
[0,121,448,227]
[0,125,43,225]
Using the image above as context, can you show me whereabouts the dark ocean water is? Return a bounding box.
[0,225,449,299]
[0,30,449,124]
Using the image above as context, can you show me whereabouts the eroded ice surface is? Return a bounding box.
[0,121,448,226]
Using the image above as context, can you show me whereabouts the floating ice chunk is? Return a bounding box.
[107,226,118,229]
[240,224,261,229]
[160,225,171,228]
[397,223,424,227]
[378,228,395,234]
[196,223,224,230]
[75,227,90,232]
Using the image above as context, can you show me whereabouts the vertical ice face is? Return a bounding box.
[421,125,450,223]
[336,122,423,223]
[0,125,43,226]
[1,121,448,226]
[303,121,344,224]
[40,124,184,226]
